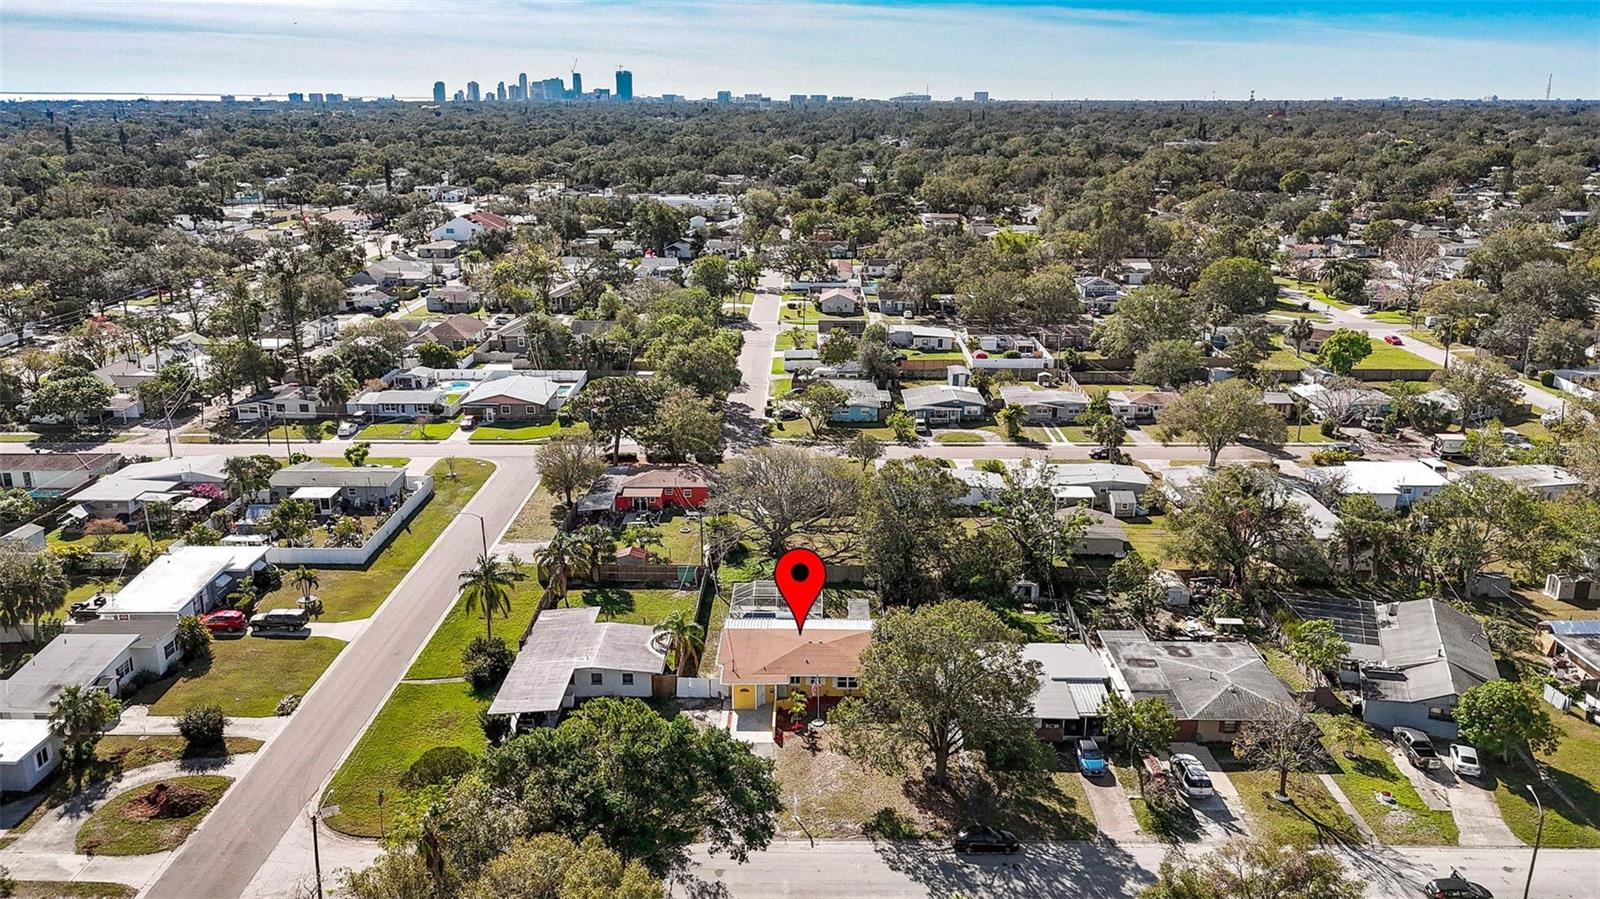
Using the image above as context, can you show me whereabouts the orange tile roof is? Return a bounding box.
[717,625,872,683]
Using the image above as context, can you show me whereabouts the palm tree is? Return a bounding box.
[49,684,120,792]
[224,456,260,500]
[573,525,617,576]
[457,553,515,639]
[532,532,582,609]
[291,566,319,603]
[654,610,704,677]
[1286,317,1313,358]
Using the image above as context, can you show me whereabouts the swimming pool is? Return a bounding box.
[444,380,473,391]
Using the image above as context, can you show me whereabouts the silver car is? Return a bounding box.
[1168,753,1214,799]
[1449,743,1482,778]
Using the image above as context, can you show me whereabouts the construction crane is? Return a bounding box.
[1546,73,1553,100]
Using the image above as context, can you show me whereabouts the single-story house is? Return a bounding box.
[342,284,395,313]
[887,325,957,351]
[716,617,872,712]
[1025,643,1110,742]
[817,289,862,316]
[636,257,681,280]
[0,718,59,794]
[1074,509,1130,558]
[998,386,1090,423]
[1305,460,1448,511]
[782,349,821,374]
[1343,599,1498,740]
[63,477,186,522]
[876,288,913,316]
[1161,466,1338,541]
[459,372,585,422]
[1538,619,1600,680]
[97,545,269,619]
[429,210,511,243]
[1100,628,1297,742]
[1468,465,1582,500]
[862,257,899,279]
[487,607,664,729]
[1290,383,1394,423]
[416,239,463,260]
[901,384,986,425]
[345,388,451,421]
[349,259,448,289]
[231,384,322,422]
[0,452,120,498]
[420,314,487,351]
[269,461,407,510]
[425,286,482,314]
[949,467,1004,507]
[1044,463,1152,508]
[823,379,891,423]
[613,466,713,512]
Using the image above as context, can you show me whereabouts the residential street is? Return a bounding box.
[136,450,541,899]
[676,840,1600,899]
[726,285,782,447]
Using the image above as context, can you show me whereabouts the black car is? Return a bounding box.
[1395,726,1441,770]
[952,824,1020,854]
[1088,446,1111,460]
[1423,872,1492,898]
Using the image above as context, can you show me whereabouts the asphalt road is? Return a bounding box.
[676,840,1600,898]
[725,286,782,448]
[139,450,541,899]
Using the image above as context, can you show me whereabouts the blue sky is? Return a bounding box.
[1,0,1596,100]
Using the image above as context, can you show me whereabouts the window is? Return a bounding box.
[22,472,32,489]
[1427,706,1456,722]
[163,641,178,659]
[590,672,604,685]
[35,746,49,767]
[1040,719,1062,729]
[834,676,859,690]
[1218,720,1239,734]
[116,658,134,677]
[621,673,634,686]
[0,473,11,488]
[788,676,804,685]
[500,405,513,416]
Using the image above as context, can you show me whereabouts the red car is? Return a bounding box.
[1383,334,1404,345]
[199,609,247,634]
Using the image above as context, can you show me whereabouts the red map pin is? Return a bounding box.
[774,548,826,634]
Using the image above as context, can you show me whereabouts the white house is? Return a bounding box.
[231,384,322,423]
[487,607,664,729]
[1306,460,1448,510]
[816,289,862,316]
[98,545,269,619]
[888,325,957,351]
[901,384,986,425]
[998,386,1089,423]
[0,452,121,498]
[430,210,511,243]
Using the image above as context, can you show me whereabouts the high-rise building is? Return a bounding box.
[973,91,990,103]
[308,92,324,104]
[716,90,732,103]
[571,72,583,98]
[497,82,507,101]
[453,89,465,102]
[467,81,480,102]
[541,77,564,100]
[509,85,523,101]
[615,69,633,101]
[326,93,343,103]
[433,82,446,103]
[518,73,528,100]
[288,92,305,104]
[809,94,828,103]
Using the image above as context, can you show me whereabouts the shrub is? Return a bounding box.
[275,694,301,716]
[975,459,1007,474]
[175,615,212,659]
[462,636,514,690]
[401,745,477,790]
[177,704,227,751]
[1539,370,1555,387]
[1309,448,1361,466]
[252,564,284,594]
[479,708,511,746]
[185,523,222,545]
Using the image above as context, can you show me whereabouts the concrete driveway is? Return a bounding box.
[1080,766,1146,843]
[1442,765,1522,846]
[1171,743,1252,843]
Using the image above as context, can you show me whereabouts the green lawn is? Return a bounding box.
[780,303,819,323]
[94,735,264,771]
[1491,711,1600,847]
[1113,762,1200,842]
[75,775,232,855]
[406,576,544,680]
[1265,336,1311,371]
[769,376,793,399]
[1312,713,1459,845]
[934,432,986,444]
[1227,769,1360,847]
[314,455,409,468]
[134,636,346,717]
[9,882,135,898]
[573,587,697,625]
[1275,277,1353,310]
[469,420,591,442]
[252,458,493,621]
[768,416,899,441]
[1370,310,1418,325]
[775,330,816,351]
[322,681,488,837]
[0,432,43,442]
[1121,515,1173,563]
[902,349,967,361]
[998,609,1060,642]
[1260,646,1312,692]
[771,356,787,374]
[1350,339,1440,371]
[356,421,460,441]
[1269,299,1331,322]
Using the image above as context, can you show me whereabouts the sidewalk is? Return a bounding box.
[111,707,289,742]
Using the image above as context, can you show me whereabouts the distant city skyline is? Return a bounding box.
[1,1,1597,101]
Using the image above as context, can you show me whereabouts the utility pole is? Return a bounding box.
[309,809,325,899]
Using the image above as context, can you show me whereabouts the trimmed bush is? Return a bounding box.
[462,636,514,690]
[400,745,477,790]
[176,704,227,751]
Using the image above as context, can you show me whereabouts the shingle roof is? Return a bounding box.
[901,384,984,410]
[1,633,137,713]
[1100,631,1294,722]
[462,375,559,407]
[424,314,487,343]
[0,452,120,473]
[716,619,872,683]
[1361,600,1498,704]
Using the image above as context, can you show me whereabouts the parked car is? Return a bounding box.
[460,413,478,430]
[336,419,361,439]
[1384,334,1404,345]
[1088,446,1111,460]
[251,608,311,632]
[1394,726,1441,770]
[952,823,1019,854]
[199,609,248,635]
[1423,871,1493,898]
[1076,738,1109,778]
[1329,441,1366,457]
[1449,744,1482,778]
[1168,753,1214,799]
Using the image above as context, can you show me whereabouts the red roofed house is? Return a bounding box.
[431,210,513,243]
[613,466,712,513]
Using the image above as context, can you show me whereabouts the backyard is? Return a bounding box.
[572,586,697,626]
[405,575,545,680]
[251,458,494,620]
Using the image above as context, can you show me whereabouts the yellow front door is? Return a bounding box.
[732,685,756,710]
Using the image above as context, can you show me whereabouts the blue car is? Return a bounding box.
[1076,739,1109,777]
